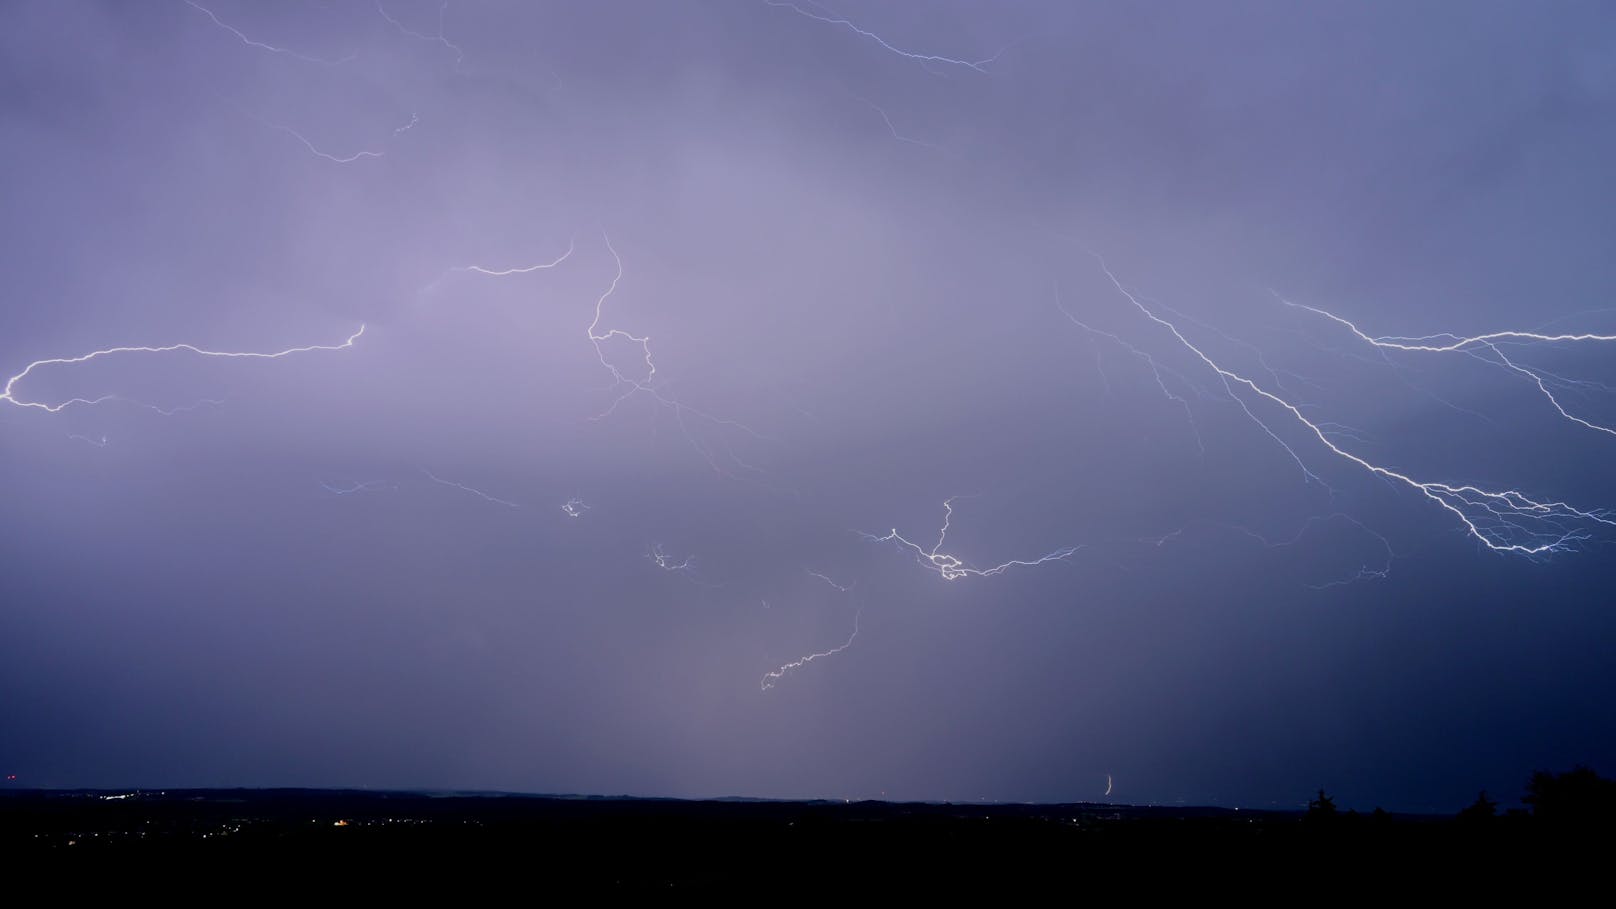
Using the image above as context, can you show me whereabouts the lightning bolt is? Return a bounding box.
[419,238,574,295]
[587,232,658,417]
[419,467,519,508]
[24,395,225,420]
[1,326,364,414]
[587,232,771,478]
[1092,258,1615,556]
[1078,269,1329,489]
[1056,282,1208,453]
[863,497,1081,581]
[804,570,855,593]
[760,569,860,691]
[1280,297,1616,439]
[856,96,944,151]
[1156,299,1326,401]
[1150,513,1395,589]
[1282,300,1616,354]
[449,238,576,279]
[68,433,109,448]
[1287,514,1396,590]
[142,397,227,417]
[376,0,466,72]
[268,120,387,164]
[648,543,724,587]
[648,543,695,574]
[423,230,767,479]
[766,1,1004,72]
[321,480,391,495]
[210,85,407,166]
[1105,774,1113,798]
[561,497,591,518]
[183,0,357,66]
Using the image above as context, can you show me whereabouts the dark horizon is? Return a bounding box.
[0,784,1488,817]
[4,1,1616,815]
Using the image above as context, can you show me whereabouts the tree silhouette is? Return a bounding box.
[1523,766,1616,828]
[1305,788,1337,823]
[1457,790,1496,823]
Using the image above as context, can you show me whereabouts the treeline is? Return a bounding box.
[1307,765,1616,830]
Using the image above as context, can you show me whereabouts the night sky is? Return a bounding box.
[4,1,1616,812]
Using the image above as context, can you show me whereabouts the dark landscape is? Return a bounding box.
[6,770,1612,888]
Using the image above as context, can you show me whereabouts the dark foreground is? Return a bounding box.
[0,788,1599,890]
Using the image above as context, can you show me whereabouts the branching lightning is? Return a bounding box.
[184,1,357,66]
[587,232,770,478]
[648,543,694,574]
[1281,513,1395,589]
[189,1,419,166]
[1091,259,1615,555]
[561,497,590,518]
[766,0,1004,72]
[587,233,660,419]
[1056,282,1207,453]
[760,611,859,691]
[760,569,860,691]
[863,497,1081,581]
[648,543,723,587]
[376,0,466,72]
[1,326,364,414]
[1280,297,1616,440]
[1150,513,1395,590]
